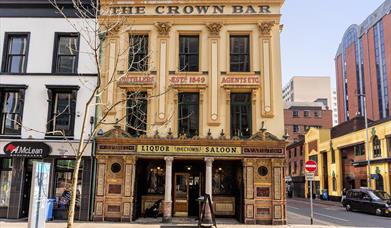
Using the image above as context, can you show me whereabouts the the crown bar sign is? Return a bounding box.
[108,5,272,16]
[4,142,51,158]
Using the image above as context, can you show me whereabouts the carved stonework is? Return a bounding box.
[155,22,172,36]
[101,125,131,138]
[258,21,275,36]
[206,22,223,36]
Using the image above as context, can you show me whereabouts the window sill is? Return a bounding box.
[174,71,204,75]
[126,72,152,75]
[225,72,256,76]
[45,135,74,140]
[0,134,21,139]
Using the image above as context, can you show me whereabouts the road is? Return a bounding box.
[287,197,391,227]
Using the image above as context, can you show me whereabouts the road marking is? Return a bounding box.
[287,211,337,226]
[314,212,349,222]
[287,206,300,210]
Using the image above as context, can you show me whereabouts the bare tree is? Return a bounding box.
[39,1,174,227]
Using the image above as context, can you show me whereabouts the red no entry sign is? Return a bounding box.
[305,160,317,172]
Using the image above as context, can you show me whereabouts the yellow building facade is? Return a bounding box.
[304,118,391,200]
[95,0,286,225]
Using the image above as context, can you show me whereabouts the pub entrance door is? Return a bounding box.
[174,173,189,216]
[172,160,204,217]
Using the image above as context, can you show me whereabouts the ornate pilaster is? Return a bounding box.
[243,158,255,224]
[258,21,275,118]
[155,22,172,122]
[163,156,174,223]
[207,23,223,124]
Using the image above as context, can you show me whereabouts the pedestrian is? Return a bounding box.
[341,188,347,205]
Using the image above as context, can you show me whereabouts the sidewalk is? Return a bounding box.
[0,221,349,228]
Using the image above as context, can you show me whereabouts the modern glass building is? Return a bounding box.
[335,0,391,123]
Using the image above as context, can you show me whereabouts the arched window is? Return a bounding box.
[373,136,381,157]
[375,174,384,191]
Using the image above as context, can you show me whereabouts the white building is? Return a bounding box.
[331,89,339,126]
[0,1,96,220]
[282,76,337,126]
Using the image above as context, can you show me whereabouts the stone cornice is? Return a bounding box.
[101,0,284,6]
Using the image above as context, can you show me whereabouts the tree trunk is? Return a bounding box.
[67,156,82,228]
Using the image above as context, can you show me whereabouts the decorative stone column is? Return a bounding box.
[204,157,214,223]
[258,21,275,118]
[163,156,174,223]
[206,22,222,124]
[155,22,172,122]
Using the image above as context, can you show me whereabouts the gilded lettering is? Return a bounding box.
[259,5,271,13]
[183,6,194,14]
[156,6,164,14]
[168,6,180,14]
[213,5,224,14]
[246,5,256,14]
[196,6,209,14]
[232,6,243,13]
[135,6,145,14]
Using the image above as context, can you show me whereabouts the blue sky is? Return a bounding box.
[280,0,385,88]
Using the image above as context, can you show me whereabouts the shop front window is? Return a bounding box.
[54,160,83,209]
[146,162,165,194]
[212,163,236,195]
[0,158,12,207]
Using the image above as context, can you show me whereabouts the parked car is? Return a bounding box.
[345,188,391,216]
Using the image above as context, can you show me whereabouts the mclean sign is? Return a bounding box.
[107,5,274,16]
[3,142,51,158]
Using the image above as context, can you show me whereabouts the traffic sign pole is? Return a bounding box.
[310,179,313,225]
[305,160,317,225]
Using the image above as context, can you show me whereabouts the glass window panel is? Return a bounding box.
[230,35,250,72]
[179,36,199,72]
[9,36,27,55]
[57,56,76,73]
[7,56,25,73]
[127,92,147,136]
[175,174,187,199]
[230,93,252,138]
[58,37,77,55]
[1,91,22,135]
[54,160,83,209]
[0,171,12,207]
[129,35,148,71]
[178,93,199,137]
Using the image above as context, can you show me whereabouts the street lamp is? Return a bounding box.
[357,93,371,188]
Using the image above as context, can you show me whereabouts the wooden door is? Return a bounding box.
[174,173,189,216]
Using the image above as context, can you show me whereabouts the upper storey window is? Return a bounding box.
[127,92,147,137]
[2,33,29,73]
[179,35,199,72]
[53,33,80,74]
[230,93,252,138]
[129,35,149,72]
[46,86,79,138]
[178,93,199,138]
[0,87,26,136]
[230,35,250,72]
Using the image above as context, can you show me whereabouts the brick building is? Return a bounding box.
[284,102,333,142]
[335,0,391,123]
[286,140,305,197]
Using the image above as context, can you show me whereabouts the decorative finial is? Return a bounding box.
[219,129,226,140]
[206,129,213,139]
[167,128,173,139]
[153,129,160,139]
